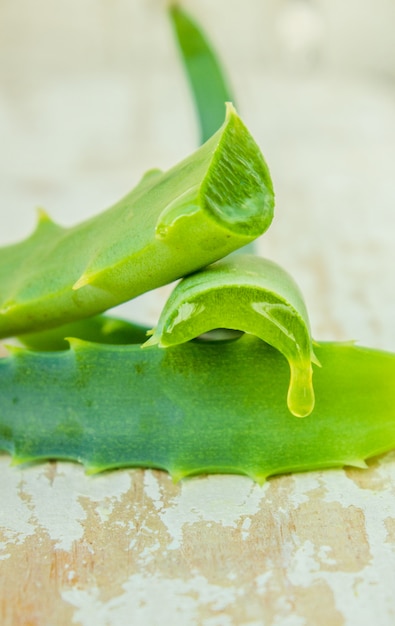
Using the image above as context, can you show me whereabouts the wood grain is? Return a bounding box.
[2,458,395,625]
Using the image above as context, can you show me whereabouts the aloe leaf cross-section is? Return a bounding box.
[144,255,319,417]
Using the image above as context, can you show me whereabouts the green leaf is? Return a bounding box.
[1,338,394,482]
[0,106,274,340]
[18,314,148,351]
[169,4,235,143]
[144,254,319,417]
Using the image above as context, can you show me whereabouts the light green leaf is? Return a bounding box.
[144,254,319,417]
[0,106,274,340]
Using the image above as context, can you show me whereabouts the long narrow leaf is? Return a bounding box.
[169,4,235,144]
[1,338,394,482]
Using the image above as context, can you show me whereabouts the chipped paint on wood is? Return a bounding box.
[2,456,395,625]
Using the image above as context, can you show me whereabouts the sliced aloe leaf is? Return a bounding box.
[0,106,274,340]
[144,255,318,417]
[0,338,394,482]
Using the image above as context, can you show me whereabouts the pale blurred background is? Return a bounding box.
[1,0,395,350]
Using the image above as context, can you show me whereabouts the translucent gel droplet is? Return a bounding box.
[287,362,315,418]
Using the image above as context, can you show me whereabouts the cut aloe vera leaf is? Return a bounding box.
[145,255,318,417]
[0,105,274,340]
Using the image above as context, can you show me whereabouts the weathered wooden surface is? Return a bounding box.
[1,2,395,624]
[2,456,395,626]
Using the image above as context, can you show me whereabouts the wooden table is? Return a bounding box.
[1,2,395,624]
[2,453,395,626]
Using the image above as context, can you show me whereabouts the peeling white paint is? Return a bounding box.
[0,542,10,560]
[288,539,320,585]
[143,472,268,550]
[241,517,252,540]
[143,470,163,512]
[22,463,131,550]
[255,571,273,595]
[317,545,336,566]
[286,473,322,506]
[272,615,306,626]
[0,459,131,551]
[283,463,395,626]
[0,457,37,542]
[138,540,162,566]
[63,574,239,626]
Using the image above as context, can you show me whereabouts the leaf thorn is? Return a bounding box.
[72,273,92,291]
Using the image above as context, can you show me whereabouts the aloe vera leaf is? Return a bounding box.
[14,7,244,351]
[0,106,274,340]
[15,4,250,352]
[144,255,318,417]
[18,315,149,351]
[170,4,257,257]
[0,337,394,482]
[169,4,234,144]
